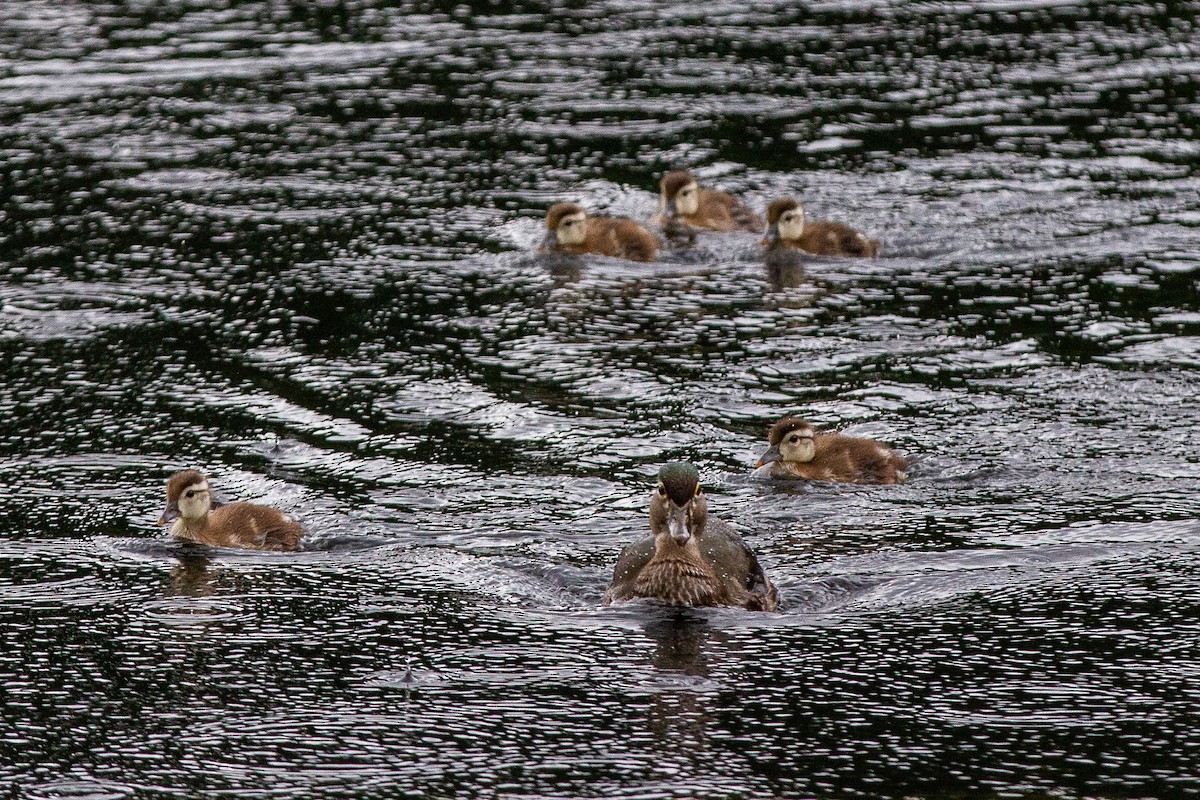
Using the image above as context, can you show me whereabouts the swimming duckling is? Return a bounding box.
[764,198,879,258]
[755,417,908,485]
[159,469,303,551]
[657,171,763,233]
[603,463,778,611]
[540,202,658,262]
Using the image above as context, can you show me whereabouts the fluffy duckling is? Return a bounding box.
[755,417,908,485]
[764,198,879,258]
[540,202,658,262]
[603,463,778,611]
[657,171,763,233]
[159,469,303,551]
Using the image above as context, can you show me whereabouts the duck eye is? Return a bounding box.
[185,490,195,498]
[694,485,702,497]
[658,485,667,496]
[790,435,800,443]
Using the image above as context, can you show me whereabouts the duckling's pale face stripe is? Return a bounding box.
[779,430,816,463]
[777,208,806,242]
[177,481,212,520]
[674,183,700,216]
[555,212,587,246]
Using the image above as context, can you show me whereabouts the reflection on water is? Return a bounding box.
[2,0,1199,797]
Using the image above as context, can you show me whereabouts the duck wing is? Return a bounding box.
[602,536,656,604]
[701,518,778,611]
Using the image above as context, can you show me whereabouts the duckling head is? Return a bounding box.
[649,462,708,547]
[660,171,700,218]
[160,469,216,525]
[757,417,816,466]
[764,198,806,245]
[544,202,588,247]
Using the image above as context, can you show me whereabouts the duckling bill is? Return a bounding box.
[159,469,303,551]
[764,198,879,258]
[603,463,778,611]
[539,202,658,262]
[756,417,909,485]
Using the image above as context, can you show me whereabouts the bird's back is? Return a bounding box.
[205,502,304,551]
[798,220,879,257]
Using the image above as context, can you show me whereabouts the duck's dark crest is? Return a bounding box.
[659,170,695,199]
[768,417,813,446]
[658,462,699,506]
[766,198,800,225]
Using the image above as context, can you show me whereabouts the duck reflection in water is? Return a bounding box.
[166,551,223,597]
[642,614,725,746]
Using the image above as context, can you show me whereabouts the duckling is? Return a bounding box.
[539,202,658,262]
[603,463,778,611]
[158,469,303,551]
[755,417,908,485]
[657,171,763,233]
[764,198,879,258]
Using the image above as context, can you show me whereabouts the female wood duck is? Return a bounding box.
[764,198,879,258]
[656,171,763,233]
[159,469,303,551]
[755,417,908,484]
[603,463,778,611]
[539,202,658,262]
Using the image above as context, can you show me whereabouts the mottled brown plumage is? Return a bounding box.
[603,463,778,611]
[540,202,658,262]
[657,171,762,232]
[755,417,909,485]
[159,469,303,551]
[764,198,879,258]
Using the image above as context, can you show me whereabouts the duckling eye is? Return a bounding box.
[789,435,800,443]
[657,485,667,496]
[185,490,195,498]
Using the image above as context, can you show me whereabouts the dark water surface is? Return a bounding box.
[3,1,1200,798]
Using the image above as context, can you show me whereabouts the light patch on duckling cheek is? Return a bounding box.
[783,437,816,463]
[177,483,211,519]
[556,215,587,246]
[675,186,700,216]
[778,213,806,241]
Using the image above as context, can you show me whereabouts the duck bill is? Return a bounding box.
[755,444,783,468]
[158,501,179,526]
[762,223,779,247]
[537,230,559,253]
[667,504,691,547]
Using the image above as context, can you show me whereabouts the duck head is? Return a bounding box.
[764,198,806,246]
[757,417,816,467]
[160,469,219,525]
[659,171,701,218]
[543,202,588,248]
[649,462,708,547]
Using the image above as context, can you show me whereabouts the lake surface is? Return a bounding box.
[2,1,1199,798]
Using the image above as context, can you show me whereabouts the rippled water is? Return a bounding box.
[2,1,1199,798]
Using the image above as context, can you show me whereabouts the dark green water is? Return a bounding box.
[2,2,1199,798]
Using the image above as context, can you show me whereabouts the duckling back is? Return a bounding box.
[182,502,303,551]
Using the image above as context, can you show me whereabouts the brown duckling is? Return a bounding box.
[539,202,658,262]
[755,417,908,485]
[603,463,778,611]
[764,198,879,258]
[159,469,303,551]
[657,170,763,233]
